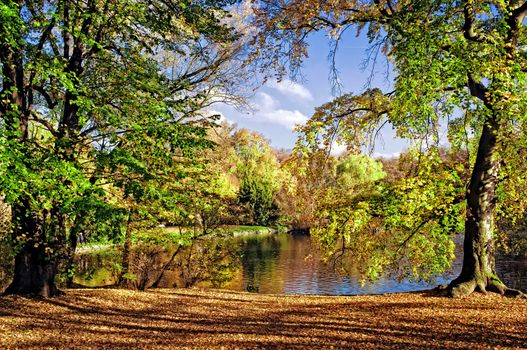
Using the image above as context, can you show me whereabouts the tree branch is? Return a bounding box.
[510,1,527,22]
[463,0,487,43]
[467,75,490,108]
[507,1,527,44]
[30,112,59,137]
[396,220,429,253]
[374,0,393,18]
[333,107,389,119]
[33,85,58,109]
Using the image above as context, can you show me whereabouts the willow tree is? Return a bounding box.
[252,0,527,296]
[0,0,244,296]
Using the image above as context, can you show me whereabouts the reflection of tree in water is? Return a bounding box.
[73,249,122,287]
[176,238,244,288]
[10,233,527,293]
[71,236,284,291]
[241,235,283,292]
[496,256,527,292]
[72,238,245,290]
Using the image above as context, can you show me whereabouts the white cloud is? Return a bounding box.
[256,92,278,110]
[373,152,400,159]
[267,79,313,101]
[205,109,232,125]
[330,142,347,156]
[252,92,308,130]
[258,109,308,130]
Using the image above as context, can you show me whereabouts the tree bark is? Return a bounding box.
[118,211,134,287]
[448,116,511,297]
[3,205,61,297]
[4,246,61,297]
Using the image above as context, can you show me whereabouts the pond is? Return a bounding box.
[1,233,526,294]
[217,233,527,294]
[71,233,527,295]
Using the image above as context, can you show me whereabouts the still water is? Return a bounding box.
[222,234,527,294]
[74,233,527,295]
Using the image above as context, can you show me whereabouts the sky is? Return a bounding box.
[210,31,410,158]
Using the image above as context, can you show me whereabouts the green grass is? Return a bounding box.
[217,226,272,233]
[77,225,282,253]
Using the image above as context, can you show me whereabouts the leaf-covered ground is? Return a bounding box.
[0,288,526,349]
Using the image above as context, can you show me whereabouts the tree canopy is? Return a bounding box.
[0,0,250,296]
[251,0,527,296]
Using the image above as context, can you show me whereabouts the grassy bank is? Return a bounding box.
[162,225,281,236]
[75,225,281,254]
[1,288,526,349]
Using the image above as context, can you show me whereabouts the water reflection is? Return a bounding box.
[219,234,526,295]
[497,258,527,292]
[165,234,527,295]
[227,234,450,295]
[1,233,525,294]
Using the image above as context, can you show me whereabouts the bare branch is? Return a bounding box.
[368,119,389,154]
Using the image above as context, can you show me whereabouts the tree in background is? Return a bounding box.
[336,154,386,189]
[252,0,527,296]
[234,129,287,226]
[278,149,336,231]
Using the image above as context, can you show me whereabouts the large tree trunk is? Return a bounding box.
[448,117,513,297]
[4,246,61,297]
[3,205,61,297]
[0,6,57,296]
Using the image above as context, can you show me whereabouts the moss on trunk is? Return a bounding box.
[448,116,524,298]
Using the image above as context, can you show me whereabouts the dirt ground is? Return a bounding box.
[0,288,526,349]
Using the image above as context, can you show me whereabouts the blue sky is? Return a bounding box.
[211,31,410,157]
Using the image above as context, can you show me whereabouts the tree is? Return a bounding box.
[251,0,527,296]
[310,148,467,283]
[336,154,386,189]
[180,123,239,233]
[233,129,286,226]
[0,0,242,296]
[277,147,336,231]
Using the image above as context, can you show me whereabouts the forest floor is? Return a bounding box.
[0,288,526,349]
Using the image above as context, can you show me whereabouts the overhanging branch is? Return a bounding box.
[463,0,488,43]
[467,75,490,108]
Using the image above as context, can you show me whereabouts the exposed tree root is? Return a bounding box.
[503,288,527,299]
[448,279,477,298]
[447,276,526,299]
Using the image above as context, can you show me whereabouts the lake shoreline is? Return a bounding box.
[1,287,526,349]
[69,232,526,294]
[74,226,281,254]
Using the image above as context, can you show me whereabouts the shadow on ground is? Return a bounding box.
[0,288,526,349]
